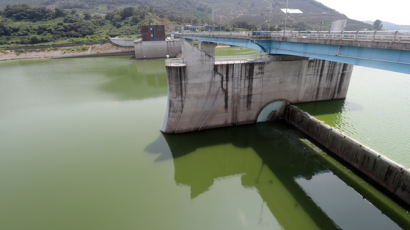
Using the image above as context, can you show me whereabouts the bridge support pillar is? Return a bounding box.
[198,41,216,57]
[161,40,353,134]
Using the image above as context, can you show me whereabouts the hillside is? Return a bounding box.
[202,0,369,30]
[0,0,371,30]
[0,5,167,47]
[381,22,410,31]
[364,20,410,31]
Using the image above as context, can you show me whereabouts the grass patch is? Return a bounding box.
[62,45,90,53]
[215,46,263,56]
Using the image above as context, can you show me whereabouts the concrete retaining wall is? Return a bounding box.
[284,104,410,205]
[109,38,136,47]
[161,40,352,133]
[134,40,182,59]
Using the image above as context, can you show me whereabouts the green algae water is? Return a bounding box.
[0,57,409,230]
[298,67,410,168]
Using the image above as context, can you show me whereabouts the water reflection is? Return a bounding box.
[99,59,168,100]
[146,122,406,229]
[0,57,169,115]
[296,172,400,229]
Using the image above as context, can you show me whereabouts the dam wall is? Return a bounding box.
[134,40,182,59]
[284,104,410,206]
[161,40,352,133]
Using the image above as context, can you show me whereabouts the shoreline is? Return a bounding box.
[0,43,134,61]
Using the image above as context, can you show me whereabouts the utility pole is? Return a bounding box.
[284,0,288,36]
[212,8,215,31]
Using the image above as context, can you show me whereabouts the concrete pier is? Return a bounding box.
[161,40,352,133]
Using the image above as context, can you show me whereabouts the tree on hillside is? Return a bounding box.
[373,20,383,31]
[233,21,257,30]
[293,22,308,31]
[0,21,12,36]
[1,5,69,21]
[120,7,134,20]
[55,8,66,18]
[83,12,92,20]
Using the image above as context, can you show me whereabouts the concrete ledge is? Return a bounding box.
[284,104,410,206]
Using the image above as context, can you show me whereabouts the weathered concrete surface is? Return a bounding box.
[161,40,352,133]
[134,40,181,59]
[284,105,410,206]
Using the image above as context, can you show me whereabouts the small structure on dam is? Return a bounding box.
[134,25,181,59]
[161,40,353,133]
[110,25,182,59]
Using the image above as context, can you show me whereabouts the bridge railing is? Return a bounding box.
[177,31,410,43]
[274,31,410,42]
[215,54,268,62]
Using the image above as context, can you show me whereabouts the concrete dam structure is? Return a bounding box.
[159,39,410,206]
[161,40,352,133]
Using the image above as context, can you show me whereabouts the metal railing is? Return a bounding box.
[166,55,269,66]
[176,30,410,43]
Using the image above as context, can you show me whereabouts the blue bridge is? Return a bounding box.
[175,31,410,74]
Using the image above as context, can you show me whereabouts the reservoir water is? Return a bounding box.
[0,57,409,229]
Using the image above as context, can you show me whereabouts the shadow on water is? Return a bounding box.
[145,122,406,230]
[98,59,168,100]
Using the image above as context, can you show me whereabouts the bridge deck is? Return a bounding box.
[175,31,410,74]
[177,31,410,51]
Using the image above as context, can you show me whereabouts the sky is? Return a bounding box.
[315,0,410,25]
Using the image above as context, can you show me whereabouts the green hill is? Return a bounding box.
[0,5,164,47]
[201,0,369,30]
[0,0,371,30]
